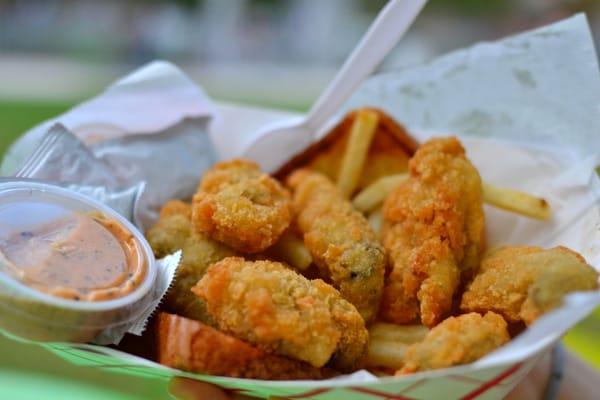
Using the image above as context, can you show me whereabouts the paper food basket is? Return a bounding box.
[2,14,600,400]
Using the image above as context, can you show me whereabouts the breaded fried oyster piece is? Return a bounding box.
[286,169,386,323]
[146,200,236,323]
[192,257,368,371]
[399,312,509,374]
[461,246,599,325]
[145,200,192,259]
[381,137,485,327]
[192,159,292,253]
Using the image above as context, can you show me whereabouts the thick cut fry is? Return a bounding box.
[366,340,408,369]
[366,323,428,369]
[482,182,551,220]
[352,174,407,213]
[367,208,383,238]
[337,110,380,197]
[275,108,417,191]
[353,174,552,220]
[266,230,313,271]
[369,323,428,343]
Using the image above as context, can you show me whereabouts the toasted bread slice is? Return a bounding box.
[156,312,333,380]
[276,108,418,193]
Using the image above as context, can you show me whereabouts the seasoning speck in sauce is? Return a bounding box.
[0,211,146,301]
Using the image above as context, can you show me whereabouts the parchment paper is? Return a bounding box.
[340,13,600,159]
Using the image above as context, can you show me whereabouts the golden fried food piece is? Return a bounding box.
[158,199,192,219]
[146,201,236,323]
[381,137,484,327]
[192,257,368,371]
[157,312,333,380]
[399,312,509,374]
[276,108,418,194]
[167,232,237,323]
[145,200,192,258]
[286,170,385,323]
[461,246,599,325]
[192,159,292,253]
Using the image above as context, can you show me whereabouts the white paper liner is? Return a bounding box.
[339,14,600,160]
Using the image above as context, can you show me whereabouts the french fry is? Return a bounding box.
[368,208,383,237]
[366,323,428,369]
[352,174,407,213]
[352,174,552,220]
[337,110,380,197]
[266,230,312,270]
[366,339,409,369]
[370,323,428,343]
[482,183,551,220]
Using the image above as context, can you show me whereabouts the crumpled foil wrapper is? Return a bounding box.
[3,60,218,231]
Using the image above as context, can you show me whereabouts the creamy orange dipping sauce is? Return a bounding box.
[0,212,145,301]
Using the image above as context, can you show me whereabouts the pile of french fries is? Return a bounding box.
[277,109,551,371]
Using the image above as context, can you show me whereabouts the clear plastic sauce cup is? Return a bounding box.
[0,180,156,342]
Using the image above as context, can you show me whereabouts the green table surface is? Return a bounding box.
[0,334,170,400]
[0,100,598,400]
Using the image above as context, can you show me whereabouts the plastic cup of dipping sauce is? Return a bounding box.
[0,180,156,343]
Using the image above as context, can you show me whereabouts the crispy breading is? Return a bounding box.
[381,137,484,327]
[146,201,236,323]
[156,312,333,380]
[192,257,368,371]
[399,312,509,374]
[158,199,192,220]
[192,159,292,253]
[461,246,599,325]
[286,170,385,323]
[145,200,192,259]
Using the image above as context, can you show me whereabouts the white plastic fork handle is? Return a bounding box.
[305,0,428,133]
